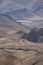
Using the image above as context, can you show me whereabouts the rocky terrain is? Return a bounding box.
[22,28,43,43]
[0,14,43,65]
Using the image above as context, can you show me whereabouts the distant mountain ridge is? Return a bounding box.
[0,0,43,20]
[2,8,42,20]
[0,14,29,32]
[31,0,43,17]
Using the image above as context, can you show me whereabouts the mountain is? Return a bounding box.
[0,0,34,10]
[31,0,43,17]
[2,8,42,20]
[0,14,29,32]
[22,28,43,43]
[0,0,43,20]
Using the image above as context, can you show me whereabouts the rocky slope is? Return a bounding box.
[0,14,43,65]
[22,28,43,43]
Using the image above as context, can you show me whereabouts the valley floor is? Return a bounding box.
[0,30,43,65]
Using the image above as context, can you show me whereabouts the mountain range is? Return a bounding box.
[0,2,43,65]
[0,14,29,32]
[0,0,43,20]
